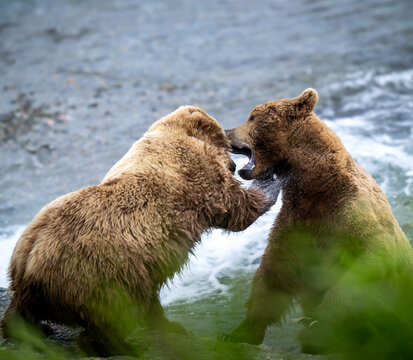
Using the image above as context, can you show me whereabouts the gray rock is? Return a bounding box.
[0,287,11,321]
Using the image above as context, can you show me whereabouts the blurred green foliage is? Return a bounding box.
[292,230,413,360]
[1,231,413,360]
[0,317,74,360]
[0,318,278,360]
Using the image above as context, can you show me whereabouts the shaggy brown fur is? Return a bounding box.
[224,89,413,354]
[1,106,278,355]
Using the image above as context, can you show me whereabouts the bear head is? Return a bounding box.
[149,106,236,173]
[225,89,318,180]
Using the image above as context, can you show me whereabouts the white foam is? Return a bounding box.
[160,197,281,306]
[326,70,374,91]
[160,154,282,305]
[325,117,413,196]
[0,226,25,288]
[374,69,413,89]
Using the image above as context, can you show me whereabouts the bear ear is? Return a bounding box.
[292,88,318,114]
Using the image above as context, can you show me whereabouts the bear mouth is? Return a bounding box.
[231,144,256,173]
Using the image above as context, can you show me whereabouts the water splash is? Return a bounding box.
[0,225,25,288]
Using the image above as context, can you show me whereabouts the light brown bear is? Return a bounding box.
[224,89,413,356]
[1,106,279,355]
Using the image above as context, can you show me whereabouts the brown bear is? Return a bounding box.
[223,89,413,356]
[1,106,279,356]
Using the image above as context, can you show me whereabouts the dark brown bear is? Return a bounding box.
[224,89,413,356]
[1,106,279,356]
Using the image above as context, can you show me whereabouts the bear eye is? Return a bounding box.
[248,115,255,122]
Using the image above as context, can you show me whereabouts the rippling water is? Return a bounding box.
[1,0,412,352]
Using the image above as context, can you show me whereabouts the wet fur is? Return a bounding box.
[225,89,413,352]
[1,106,274,355]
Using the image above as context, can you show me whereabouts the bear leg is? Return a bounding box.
[76,323,138,357]
[144,296,188,335]
[222,256,295,344]
[297,324,327,355]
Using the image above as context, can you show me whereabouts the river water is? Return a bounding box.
[1,0,412,353]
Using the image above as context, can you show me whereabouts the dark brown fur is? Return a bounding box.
[225,89,413,353]
[1,106,274,355]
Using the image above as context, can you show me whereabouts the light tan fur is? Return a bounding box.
[1,106,275,355]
